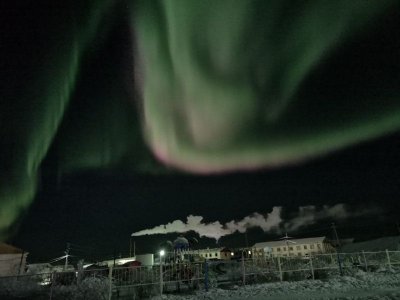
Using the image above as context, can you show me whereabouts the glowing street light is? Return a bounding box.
[159,249,165,257]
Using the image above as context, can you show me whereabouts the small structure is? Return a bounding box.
[98,253,154,267]
[26,263,53,275]
[194,248,232,260]
[253,236,335,258]
[173,236,190,252]
[0,243,28,277]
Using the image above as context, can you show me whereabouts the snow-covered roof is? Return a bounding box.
[253,236,327,249]
[340,236,400,252]
[194,248,231,253]
[0,243,24,254]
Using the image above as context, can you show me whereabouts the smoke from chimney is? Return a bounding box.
[131,203,376,241]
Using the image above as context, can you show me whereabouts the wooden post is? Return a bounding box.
[386,249,392,270]
[362,251,368,272]
[108,266,113,300]
[277,256,283,281]
[241,252,246,285]
[17,250,25,276]
[309,256,314,280]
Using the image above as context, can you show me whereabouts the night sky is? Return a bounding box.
[1,1,400,263]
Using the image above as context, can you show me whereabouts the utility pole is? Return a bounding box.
[331,223,343,276]
[64,243,70,271]
[331,223,340,247]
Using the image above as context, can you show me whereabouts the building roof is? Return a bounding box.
[192,247,231,253]
[253,236,327,249]
[340,236,400,252]
[0,243,24,254]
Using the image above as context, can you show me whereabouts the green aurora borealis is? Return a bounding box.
[1,0,400,238]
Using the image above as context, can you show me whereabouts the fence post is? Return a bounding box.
[49,272,55,300]
[385,249,392,270]
[241,253,246,285]
[309,256,314,280]
[204,260,209,292]
[277,256,283,282]
[108,266,113,300]
[362,251,368,272]
[336,252,343,276]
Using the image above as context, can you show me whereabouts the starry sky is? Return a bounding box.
[1,0,400,262]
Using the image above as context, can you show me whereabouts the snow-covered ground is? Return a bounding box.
[153,270,400,300]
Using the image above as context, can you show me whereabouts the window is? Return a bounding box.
[304,245,307,249]
[317,244,321,249]
[297,253,302,257]
[215,253,218,257]
[283,247,286,251]
[310,244,315,249]
[296,246,300,250]
[289,247,293,251]
[277,247,281,252]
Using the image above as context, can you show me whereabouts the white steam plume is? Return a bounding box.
[132,207,282,241]
[132,204,377,241]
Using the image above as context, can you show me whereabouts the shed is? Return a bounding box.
[0,243,28,277]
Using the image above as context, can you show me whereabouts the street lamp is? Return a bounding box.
[159,249,165,264]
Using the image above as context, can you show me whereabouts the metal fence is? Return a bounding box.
[1,250,399,299]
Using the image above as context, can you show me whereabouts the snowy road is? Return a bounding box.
[153,271,400,300]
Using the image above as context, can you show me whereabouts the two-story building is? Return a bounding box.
[253,236,335,258]
[191,248,232,260]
